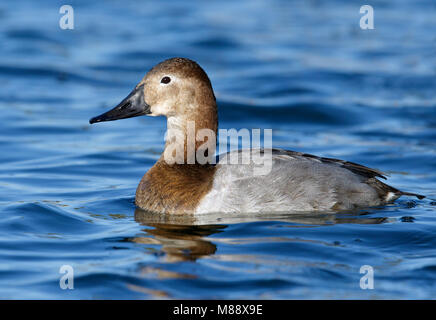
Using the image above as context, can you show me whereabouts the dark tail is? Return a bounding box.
[367,179,425,202]
[398,191,425,200]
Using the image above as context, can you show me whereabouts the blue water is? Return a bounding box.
[0,0,435,299]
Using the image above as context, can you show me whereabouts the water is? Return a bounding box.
[0,0,435,299]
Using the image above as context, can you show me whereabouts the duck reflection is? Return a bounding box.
[130,208,388,262]
[132,208,226,262]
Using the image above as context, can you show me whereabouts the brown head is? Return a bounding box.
[90,58,218,163]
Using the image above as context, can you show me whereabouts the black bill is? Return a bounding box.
[89,84,150,124]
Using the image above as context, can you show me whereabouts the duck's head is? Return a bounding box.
[89,58,216,125]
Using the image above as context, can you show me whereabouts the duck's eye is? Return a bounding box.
[161,76,171,84]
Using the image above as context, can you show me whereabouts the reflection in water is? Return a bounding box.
[131,208,388,262]
[132,208,226,262]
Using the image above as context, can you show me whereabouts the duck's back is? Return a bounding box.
[195,148,420,214]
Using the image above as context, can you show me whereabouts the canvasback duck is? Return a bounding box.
[90,57,424,215]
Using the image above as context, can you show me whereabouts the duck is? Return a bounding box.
[90,57,424,215]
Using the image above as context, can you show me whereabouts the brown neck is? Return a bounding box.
[163,104,218,165]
